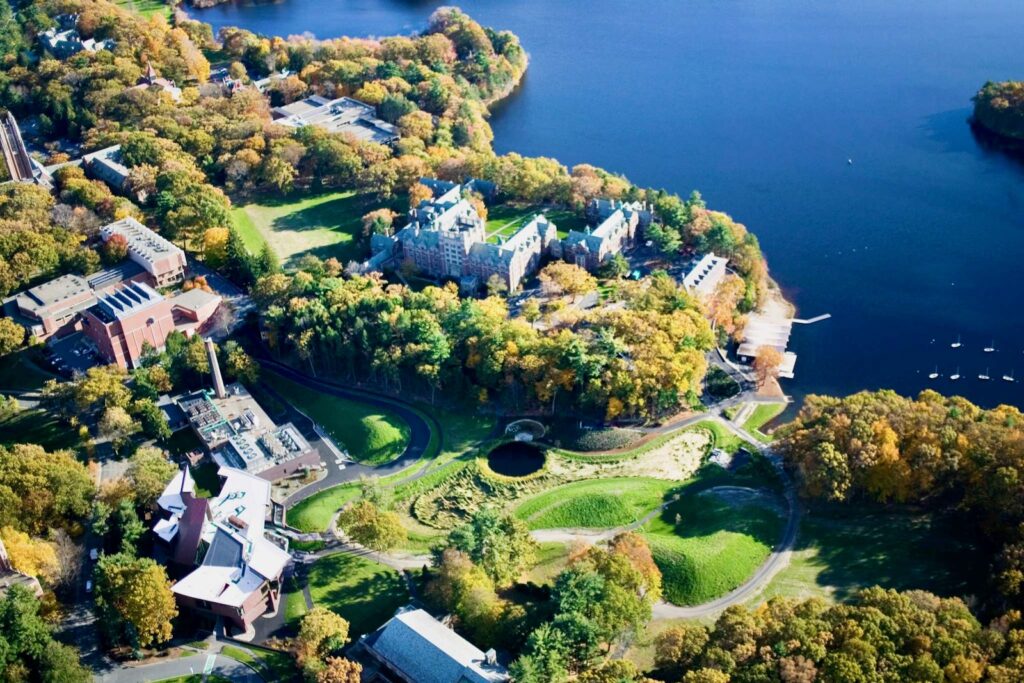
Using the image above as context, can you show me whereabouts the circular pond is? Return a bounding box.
[486,442,546,477]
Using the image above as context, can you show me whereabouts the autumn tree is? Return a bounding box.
[539,262,597,302]
[753,345,783,387]
[0,318,25,356]
[102,233,129,265]
[125,447,177,510]
[0,526,58,580]
[93,553,177,648]
[445,507,537,587]
[296,607,350,672]
[408,181,434,208]
[336,501,406,551]
[316,657,362,683]
[0,444,94,535]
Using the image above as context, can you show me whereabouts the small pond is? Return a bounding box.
[486,442,545,477]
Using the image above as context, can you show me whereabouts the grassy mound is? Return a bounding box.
[306,553,409,639]
[516,478,677,530]
[266,373,410,465]
[643,485,784,605]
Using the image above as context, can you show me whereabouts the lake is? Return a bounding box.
[194,0,1024,409]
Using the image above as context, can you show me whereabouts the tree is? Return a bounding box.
[221,340,259,385]
[445,507,537,587]
[486,273,508,296]
[598,252,629,279]
[0,586,91,683]
[102,233,129,265]
[0,318,26,356]
[125,447,177,510]
[296,607,350,668]
[654,624,710,679]
[752,345,783,387]
[316,657,362,683]
[361,208,397,237]
[0,444,94,535]
[93,553,177,648]
[408,182,434,208]
[0,526,57,580]
[98,405,139,454]
[336,501,406,551]
[539,262,598,303]
[202,227,231,267]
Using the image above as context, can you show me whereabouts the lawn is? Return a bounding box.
[0,408,79,451]
[642,477,785,605]
[752,503,984,605]
[695,419,753,454]
[282,573,308,628]
[523,541,572,585]
[515,478,678,530]
[742,402,786,442]
[113,0,171,19]
[0,349,58,392]
[189,461,222,499]
[484,204,585,242]
[305,553,409,639]
[231,189,373,268]
[265,372,410,465]
[287,482,361,533]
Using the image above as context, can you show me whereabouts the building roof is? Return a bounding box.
[92,281,164,323]
[682,253,728,295]
[271,96,398,143]
[366,607,508,683]
[100,217,185,273]
[11,274,92,316]
[169,287,221,313]
[86,260,146,290]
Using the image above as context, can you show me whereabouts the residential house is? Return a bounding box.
[130,62,182,103]
[39,15,115,59]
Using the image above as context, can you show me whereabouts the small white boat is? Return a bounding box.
[928,366,939,380]
[950,367,961,381]
[1004,371,1016,383]
[979,369,990,381]
[984,340,996,353]
[951,335,962,349]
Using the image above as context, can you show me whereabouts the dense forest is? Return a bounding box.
[973,81,1024,140]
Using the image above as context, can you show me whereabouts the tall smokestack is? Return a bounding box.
[206,338,226,398]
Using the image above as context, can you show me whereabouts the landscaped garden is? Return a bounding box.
[231,189,375,267]
[304,553,409,639]
[515,477,679,530]
[265,372,410,465]
[484,204,587,242]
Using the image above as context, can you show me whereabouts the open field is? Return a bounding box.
[305,553,408,639]
[113,0,171,19]
[751,503,985,605]
[231,189,371,267]
[265,372,410,465]
[515,477,678,530]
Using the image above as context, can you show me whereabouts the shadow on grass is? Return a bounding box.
[307,553,409,639]
[795,502,987,601]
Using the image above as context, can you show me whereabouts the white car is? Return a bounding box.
[89,549,99,561]
[85,580,93,593]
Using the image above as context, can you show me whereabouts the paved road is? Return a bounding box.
[255,358,437,507]
[95,652,262,683]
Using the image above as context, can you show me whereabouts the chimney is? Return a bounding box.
[206,338,226,398]
[485,649,497,666]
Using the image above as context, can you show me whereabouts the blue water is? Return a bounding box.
[195,0,1024,408]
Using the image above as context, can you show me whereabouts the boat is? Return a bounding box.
[950,334,962,349]
[950,367,961,381]
[984,340,996,353]
[1004,370,1016,383]
[928,366,939,380]
[979,368,990,380]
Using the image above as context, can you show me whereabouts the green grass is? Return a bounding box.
[742,403,786,442]
[515,478,678,530]
[0,349,57,392]
[287,483,361,533]
[542,208,588,237]
[0,408,79,451]
[114,0,171,19]
[696,419,753,454]
[642,475,785,606]
[306,553,409,639]
[282,573,308,627]
[265,372,410,465]
[220,645,298,683]
[485,205,587,242]
[524,542,572,585]
[231,189,372,268]
[754,504,984,605]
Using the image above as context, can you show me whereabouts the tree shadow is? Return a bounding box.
[307,554,409,638]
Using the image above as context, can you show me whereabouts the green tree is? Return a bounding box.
[0,586,91,683]
[445,507,537,587]
[93,553,177,648]
[296,607,350,671]
[0,318,26,356]
[125,447,176,510]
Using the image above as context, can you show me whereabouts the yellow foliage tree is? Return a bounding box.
[0,526,58,580]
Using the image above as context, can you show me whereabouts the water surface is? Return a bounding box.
[196,0,1024,408]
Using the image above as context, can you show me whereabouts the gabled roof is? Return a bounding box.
[366,608,508,683]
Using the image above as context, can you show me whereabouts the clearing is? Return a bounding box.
[231,189,372,268]
[304,552,409,639]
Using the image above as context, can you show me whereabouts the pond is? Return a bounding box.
[487,441,546,477]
